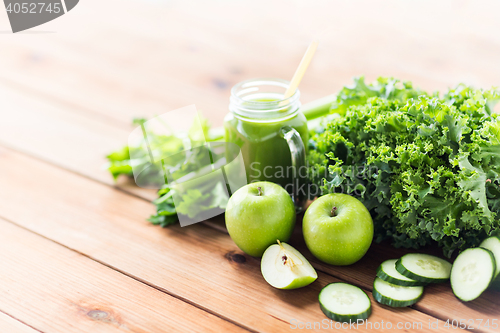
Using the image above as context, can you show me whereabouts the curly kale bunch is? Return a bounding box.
[308,77,500,257]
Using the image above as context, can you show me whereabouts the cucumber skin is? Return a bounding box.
[376,266,428,287]
[372,287,423,307]
[490,278,500,292]
[451,248,497,302]
[320,303,371,323]
[395,258,450,283]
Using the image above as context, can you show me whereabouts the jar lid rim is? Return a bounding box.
[230,77,300,107]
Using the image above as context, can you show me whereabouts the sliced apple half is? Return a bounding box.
[261,241,318,289]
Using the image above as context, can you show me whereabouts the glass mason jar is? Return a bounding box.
[224,78,308,209]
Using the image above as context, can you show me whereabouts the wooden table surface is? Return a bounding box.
[1,0,500,332]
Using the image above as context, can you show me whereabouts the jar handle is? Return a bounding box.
[280,126,307,211]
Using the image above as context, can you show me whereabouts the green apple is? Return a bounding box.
[303,193,373,266]
[225,181,296,257]
[261,241,317,289]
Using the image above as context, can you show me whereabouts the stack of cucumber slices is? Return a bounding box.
[372,235,500,308]
[374,254,452,307]
[317,236,500,323]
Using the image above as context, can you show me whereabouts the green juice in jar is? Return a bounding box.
[224,78,308,206]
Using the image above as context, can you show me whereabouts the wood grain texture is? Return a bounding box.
[0,147,448,332]
[0,82,157,202]
[290,228,500,332]
[0,218,247,333]
[0,312,39,333]
[1,0,500,127]
[1,0,500,331]
[1,77,499,332]
[213,217,500,333]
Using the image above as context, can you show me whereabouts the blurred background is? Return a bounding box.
[0,0,499,138]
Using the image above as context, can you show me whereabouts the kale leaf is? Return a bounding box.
[308,77,500,257]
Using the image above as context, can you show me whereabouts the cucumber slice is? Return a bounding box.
[319,283,371,323]
[450,247,496,302]
[372,277,424,307]
[376,259,427,286]
[480,236,500,278]
[396,253,452,283]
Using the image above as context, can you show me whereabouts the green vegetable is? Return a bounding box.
[480,235,500,278]
[319,282,371,322]
[395,253,452,283]
[450,247,496,302]
[376,259,427,286]
[480,235,500,291]
[148,186,178,227]
[308,77,500,257]
[372,277,424,307]
[105,116,227,226]
[106,101,333,227]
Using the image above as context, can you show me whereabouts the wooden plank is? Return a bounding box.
[0,312,39,333]
[212,217,500,333]
[0,0,314,126]
[0,0,498,330]
[1,0,500,127]
[0,1,500,326]
[0,80,498,331]
[0,146,448,332]
[0,82,157,202]
[0,218,247,333]
[289,228,500,332]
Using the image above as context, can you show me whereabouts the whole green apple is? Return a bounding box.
[303,193,373,265]
[225,181,296,257]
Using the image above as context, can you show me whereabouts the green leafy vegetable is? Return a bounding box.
[148,186,178,227]
[106,116,225,226]
[105,96,336,227]
[308,77,500,257]
[175,182,229,218]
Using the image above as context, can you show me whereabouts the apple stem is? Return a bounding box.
[257,187,263,196]
[330,206,338,217]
